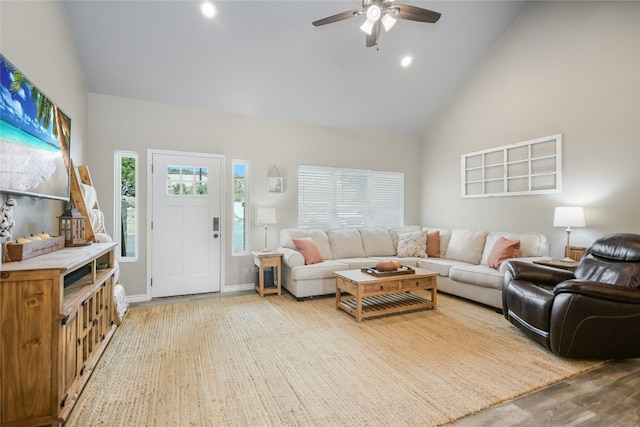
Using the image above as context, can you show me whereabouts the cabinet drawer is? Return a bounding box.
[400,278,434,290]
[363,280,401,293]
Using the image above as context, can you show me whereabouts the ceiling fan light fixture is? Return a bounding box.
[360,19,375,35]
[366,5,382,22]
[381,13,396,31]
[200,0,217,19]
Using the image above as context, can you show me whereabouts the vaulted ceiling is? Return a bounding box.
[62,1,528,137]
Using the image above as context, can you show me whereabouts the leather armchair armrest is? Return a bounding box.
[554,280,640,304]
[505,260,575,288]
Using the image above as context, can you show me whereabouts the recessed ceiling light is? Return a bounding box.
[401,56,413,68]
[200,0,217,19]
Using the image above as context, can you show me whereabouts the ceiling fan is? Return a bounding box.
[312,0,441,48]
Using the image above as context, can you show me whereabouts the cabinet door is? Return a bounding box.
[60,311,78,409]
[79,295,95,372]
[0,279,54,424]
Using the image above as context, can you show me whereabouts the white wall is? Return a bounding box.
[0,0,88,238]
[87,93,422,296]
[420,1,640,258]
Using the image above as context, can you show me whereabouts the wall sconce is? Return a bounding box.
[553,206,585,247]
[256,208,277,251]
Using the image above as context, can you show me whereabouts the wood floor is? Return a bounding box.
[132,291,640,426]
[449,358,640,426]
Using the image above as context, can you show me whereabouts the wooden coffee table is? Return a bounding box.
[335,267,438,322]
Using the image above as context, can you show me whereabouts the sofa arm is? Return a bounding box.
[504,260,575,288]
[277,247,305,268]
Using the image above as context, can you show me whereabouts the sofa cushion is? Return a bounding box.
[418,258,472,277]
[397,230,428,257]
[334,257,378,270]
[487,237,521,269]
[480,232,549,264]
[281,228,333,260]
[448,264,504,290]
[389,226,421,251]
[290,260,350,281]
[359,228,396,257]
[293,237,324,265]
[327,229,366,258]
[446,230,488,265]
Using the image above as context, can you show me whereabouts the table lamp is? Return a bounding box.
[256,208,277,251]
[553,206,585,247]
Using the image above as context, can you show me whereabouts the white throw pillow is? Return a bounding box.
[445,230,488,265]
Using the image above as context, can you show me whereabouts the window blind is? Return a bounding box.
[298,165,404,229]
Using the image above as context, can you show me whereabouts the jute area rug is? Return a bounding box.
[66,292,602,426]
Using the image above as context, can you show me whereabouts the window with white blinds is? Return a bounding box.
[298,165,404,229]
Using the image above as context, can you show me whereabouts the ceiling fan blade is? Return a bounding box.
[366,20,381,48]
[392,4,441,23]
[312,9,362,26]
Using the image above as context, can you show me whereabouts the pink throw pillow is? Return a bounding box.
[488,237,521,269]
[293,237,323,265]
[426,231,440,258]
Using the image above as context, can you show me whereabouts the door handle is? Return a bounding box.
[212,217,219,231]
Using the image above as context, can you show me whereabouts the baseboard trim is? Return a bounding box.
[125,284,254,303]
[126,294,150,303]
[222,283,254,293]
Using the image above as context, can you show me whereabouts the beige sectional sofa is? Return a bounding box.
[277,227,549,309]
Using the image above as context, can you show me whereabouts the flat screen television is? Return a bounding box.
[0,54,71,201]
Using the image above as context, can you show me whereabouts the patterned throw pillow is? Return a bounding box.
[396,231,428,258]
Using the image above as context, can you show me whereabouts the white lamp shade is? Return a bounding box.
[360,19,374,35]
[256,208,277,225]
[381,13,396,31]
[553,207,585,227]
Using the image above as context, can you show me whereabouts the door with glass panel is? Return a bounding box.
[151,151,222,297]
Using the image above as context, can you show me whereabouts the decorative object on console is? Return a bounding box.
[256,207,277,251]
[58,203,89,247]
[3,234,65,262]
[553,206,585,247]
[0,198,16,242]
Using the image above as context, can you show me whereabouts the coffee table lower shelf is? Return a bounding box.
[338,292,434,320]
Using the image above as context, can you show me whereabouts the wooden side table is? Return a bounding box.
[252,251,282,297]
[533,258,579,271]
[565,246,588,262]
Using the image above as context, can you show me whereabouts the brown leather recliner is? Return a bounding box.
[502,233,640,359]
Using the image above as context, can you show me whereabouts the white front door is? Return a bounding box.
[150,151,223,298]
